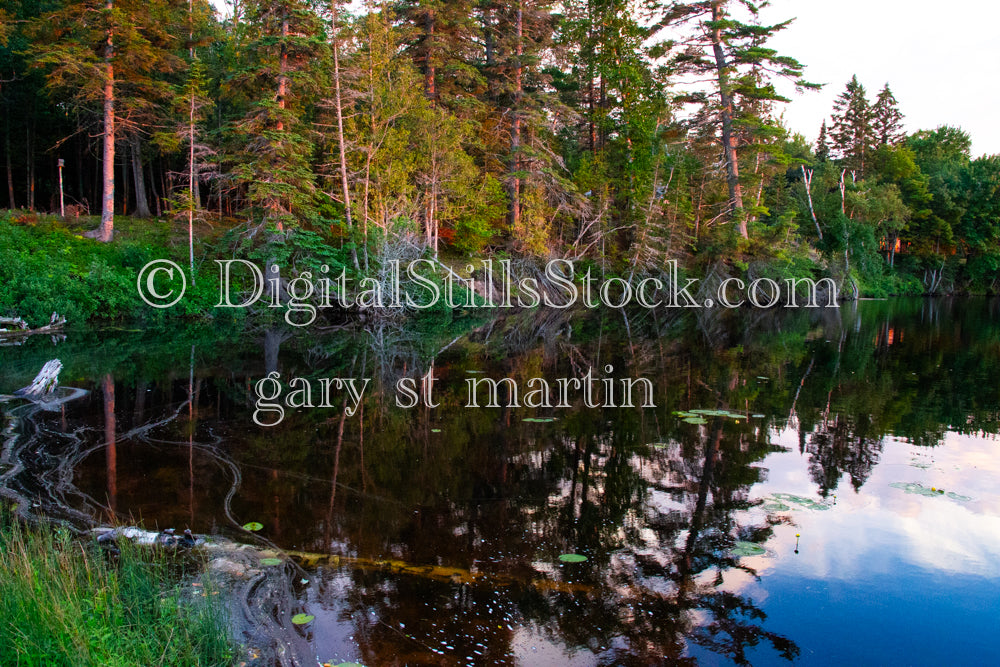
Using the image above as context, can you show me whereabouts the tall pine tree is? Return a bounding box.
[816,119,830,162]
[830,75,872,176]
[30,0,182,240]
[232,0,327,229]
[872,83,905,147]
[652,0,818,239]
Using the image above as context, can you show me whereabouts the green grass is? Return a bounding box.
[0,513,235,666]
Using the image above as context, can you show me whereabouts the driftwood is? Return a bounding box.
[14,359,63,401]
[0,312,66,339]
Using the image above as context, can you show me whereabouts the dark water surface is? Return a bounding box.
[2,299,999,666]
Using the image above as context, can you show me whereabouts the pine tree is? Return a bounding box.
[394,0,481,107]
[816,120,831,162]
[872,83,905,147]
[830,75,872,176]
[652,0,818,239]
[232,0,327,229]
[30,0,182,240]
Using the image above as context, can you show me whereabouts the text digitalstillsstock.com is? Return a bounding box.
[136,258,840,324]
[134,257,838,426]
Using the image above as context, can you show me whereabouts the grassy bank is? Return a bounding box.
[0,512,235,666]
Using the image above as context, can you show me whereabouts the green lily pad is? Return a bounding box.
[523,417,556,423]
[431,428,441,433]
[771,493,831,511]
[242,522,264,532]
[676,409,746,421]
[559,553,588,563]
[730,541,766,557]
[682,417,708,425]
[761,501,790,512]
[291,613,315,625]
[260,558,282,566]
[890,482,972,502]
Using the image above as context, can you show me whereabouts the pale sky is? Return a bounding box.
[209,0,1000,157]
[764,0,1000,157]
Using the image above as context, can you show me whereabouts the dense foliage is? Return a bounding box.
[1,0,998,314]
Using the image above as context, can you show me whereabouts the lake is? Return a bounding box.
[2,298,998,666]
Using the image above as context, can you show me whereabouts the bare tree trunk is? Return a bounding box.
[26,115,35,210]
[839,169,847,216]
[802,165,822,240]
[130,135,151,217]
[331,2,361,272]
[92,0,115,242]
[509,3,524,236]
[4,111,15,209]
[424,9,436,101]
[710,0,746,238]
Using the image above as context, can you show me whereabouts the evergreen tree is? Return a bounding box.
[30,0,183,240]
[830,75,872,176]
[394,0,482,107]
[232,0,327,229]
[652,0,818,239]
[872,83,905,146]
[816,120,831,162]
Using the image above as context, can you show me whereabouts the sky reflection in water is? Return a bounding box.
[2,298,999,665]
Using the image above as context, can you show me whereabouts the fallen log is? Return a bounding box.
[0,312,66,339]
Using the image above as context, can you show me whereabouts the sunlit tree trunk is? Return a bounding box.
[330,1,360,272]
[509,3,523,235]
[710,0,745,238]
[97,0,115,241]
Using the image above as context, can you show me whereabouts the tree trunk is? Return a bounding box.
[26,115,35,211]
[93,0,115,242]
[4,111,15,209]
[508,3,524,236]
[331,2,361,272]
[424,10,436,101]
[710,0,746,238]
[802,165,822,240]
[130,135,151,217]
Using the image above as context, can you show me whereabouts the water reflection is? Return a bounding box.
[2,298,999,665]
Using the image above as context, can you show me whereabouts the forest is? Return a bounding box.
[2,0,1000,325]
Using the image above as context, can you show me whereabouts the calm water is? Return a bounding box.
[2,299,999,666]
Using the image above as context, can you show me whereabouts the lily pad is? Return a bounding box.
[675,409,746,422]
[770,493,831,511]
[890,482,972,502]
[682,416,708,425]
[291,613,315,625]
[260,558,282,566]
[761,501,790,512]
[523,417,556,423]
[242,522,264,532]
[730,541,766,557]
[431,429,441,433]
[559,553,588,563]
